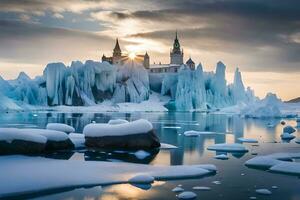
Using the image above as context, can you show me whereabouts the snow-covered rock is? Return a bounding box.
[207,143,248,152]
[108,119,129,125]
[0,128,47,154]
[83,119,160,149]
[68,133,85,149]
[46,123,75,133]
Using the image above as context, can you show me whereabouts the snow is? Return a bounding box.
[192,186,211,191]
[21,129,69,142]
[172,186,184,192]
[83,119,153,137]
[214,154,229,160]
[108,119,128,125]
[283,125,296,134]
[128,174,154,184]
[160,143,178,149]
[68,133,85,149]
[46,123,75,133]
[255,189,272,195]
[245,152,300,175]
[0,156,216,198]
[0,128,47,144]
[207,143,248,152]
[184,130,219,137]
[238,138,258,143]
[177,191,197,199]
[281,132,295,140]
[134,150,150,159]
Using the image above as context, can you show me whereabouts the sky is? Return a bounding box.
[0,0,300,100]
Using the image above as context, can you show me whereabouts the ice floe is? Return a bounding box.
[214,154,229,160]
[46,123,75,134]
[184,130,220,137]
[172,186,184,192]
[0,156,216,198]
[160,143,178,149]
[177,191,197,199]
[238,138,258,143]
[245,152,300,175]
[255,189,272,195]
[192,186,211,191]
[128,174,154,184]
[207,143,248,152]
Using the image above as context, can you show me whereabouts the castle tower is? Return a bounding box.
[170,31,184,65]
[113,38,122,65]
[143,52,150,69]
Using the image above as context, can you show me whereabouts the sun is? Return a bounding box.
[128,52,136,60]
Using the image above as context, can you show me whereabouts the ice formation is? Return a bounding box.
[0,58,285,113]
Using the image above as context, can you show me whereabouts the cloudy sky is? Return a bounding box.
[0,0,299,100]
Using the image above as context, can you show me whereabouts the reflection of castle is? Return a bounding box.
[102,38,150,68]
[102,32,195,73]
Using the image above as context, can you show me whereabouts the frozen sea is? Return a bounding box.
[0,111,299,200]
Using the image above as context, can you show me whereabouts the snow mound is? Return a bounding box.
[22,129,69,142]
[0,156,216,198]
[69,133,85,149]
[83,119,153,137]
[238,138,258,143]
[207,143,248,152]
[0,128,47,144]
[178,191,197,199]
[46,123,75,133]
[245,152,300,176]
[108,119,129,125]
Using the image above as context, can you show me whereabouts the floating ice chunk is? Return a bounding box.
[46,123,75,133]
[128,174,154,184]
[271,186,278,189]
[249,197,257,199]
[160,143,178,149]
[238,138,258,143]
[255,189,272,195]
[177,191,197,199]
[192,186,211,191]
[69,133,85,149]
[108,119,128,125]
[172,186,184,192]
[212,181,221,185]
[245,152,300,175]
[207,143,248,152]
[214,154,229,160]
[134,150,150,159]
[184,130,218,137]
[281,132,295,140]
[295,139,300,144]
[196,164,217,172]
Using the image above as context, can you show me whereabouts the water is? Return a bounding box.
[0,111,299,200]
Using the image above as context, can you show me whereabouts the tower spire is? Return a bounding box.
[175,30,178,40]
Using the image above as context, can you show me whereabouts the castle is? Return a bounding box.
[102,32,195,73]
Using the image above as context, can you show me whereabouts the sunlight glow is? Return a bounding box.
[128,52,136,60]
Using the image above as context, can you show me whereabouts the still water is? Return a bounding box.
[0,111,299,200]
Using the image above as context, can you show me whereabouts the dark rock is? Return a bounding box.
[85,130,160,150]
[0,140,46,155]
[45,138,74,151]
